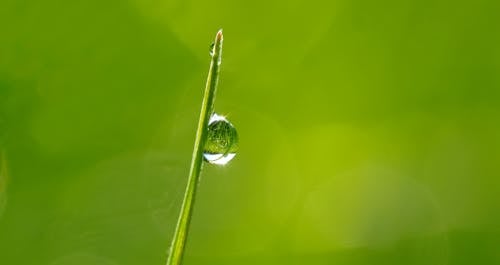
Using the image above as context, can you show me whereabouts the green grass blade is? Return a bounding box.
[165,29,224,265]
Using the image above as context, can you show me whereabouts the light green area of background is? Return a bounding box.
[1,0,499,264]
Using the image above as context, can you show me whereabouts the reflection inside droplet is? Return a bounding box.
[203,113,238,165]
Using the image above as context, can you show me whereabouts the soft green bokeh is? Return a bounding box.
[1,0,499,264]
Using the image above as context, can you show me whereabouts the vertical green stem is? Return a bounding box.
[166,29,223,265]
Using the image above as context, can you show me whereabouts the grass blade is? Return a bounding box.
[165,29,224,265]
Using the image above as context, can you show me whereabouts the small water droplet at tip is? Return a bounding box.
[209,43,215,56]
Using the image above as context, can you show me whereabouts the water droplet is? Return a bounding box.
[203,114,238,165]
[209,43,215,56]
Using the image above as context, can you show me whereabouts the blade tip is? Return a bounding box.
[216,29,223,41]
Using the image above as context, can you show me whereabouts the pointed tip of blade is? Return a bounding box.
[216,29,223,41]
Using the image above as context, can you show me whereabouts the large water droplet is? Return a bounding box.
[203,114,238,165]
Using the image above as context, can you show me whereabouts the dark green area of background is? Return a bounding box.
[1,0,499,264]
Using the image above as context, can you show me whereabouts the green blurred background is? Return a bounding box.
[1,0,499,264]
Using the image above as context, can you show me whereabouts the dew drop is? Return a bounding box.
[209,43,215,57]
[203,114,238,165]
